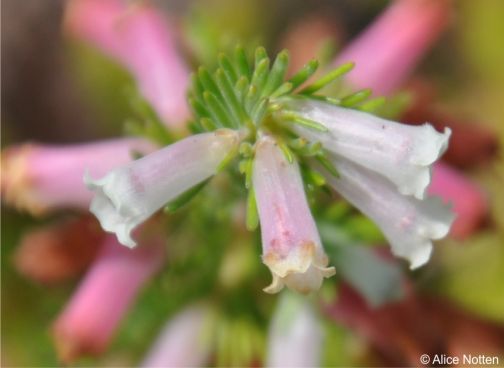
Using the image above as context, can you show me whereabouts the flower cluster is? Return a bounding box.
[86,47,454,294]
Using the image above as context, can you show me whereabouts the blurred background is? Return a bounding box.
[2,0,504,366]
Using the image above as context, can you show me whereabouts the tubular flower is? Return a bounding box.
[287,100,451,200]
[52,234,165,363]
[253,136,335,294]
[87,45,454,292]
[86,129,241,247]
[0,138,155,215]
[318,156,454,269]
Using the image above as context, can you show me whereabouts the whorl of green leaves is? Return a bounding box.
[188,46,382,134]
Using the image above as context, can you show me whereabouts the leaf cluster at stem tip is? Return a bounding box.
[188,45,382,136]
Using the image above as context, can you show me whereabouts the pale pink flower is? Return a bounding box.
[141,304,215,367]
[318,156,454,269]
[65,0,190,127]
[1,138,154,215]
[253,135,335,294]
[52,234,165,363]
[288,100,451,200]
[334,0,486,240]
[86,129,241,247]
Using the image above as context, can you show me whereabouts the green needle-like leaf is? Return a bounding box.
[245,85,258,113]
[189,97,210,119]
[278,140,294,163]
[218,53,238,83]
[250,58,270,97]
[316,153,339,177]
[357,96,386,112]
[246,188,259,231]
[200,117,219,131]
[300,62,354,94]
[235,76,249,103]
[164,179,210,213]
[235,46,251,78]
[281,111,329,132]
[198,67,224,101]
[215,69,247,126]
[262,50,290,97]
[270,82,293,98]
[250,98,268,124]
[288,59,319,89]
[203,91,234,128]
[340,88,372,107]
[254,46,268,67]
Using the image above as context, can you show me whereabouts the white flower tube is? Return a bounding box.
[266,292,324,367]
[85,129,240,247]
[253,136,335,294]
[287,100,451,199]
[319,156,454,269]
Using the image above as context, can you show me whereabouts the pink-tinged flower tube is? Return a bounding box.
[429,163,488,239]
[86,129,241,248]
[253,135,335,294]
[287,100,451,200]
[1,138,154,215]
[52,233,166,363]
[65,0,190,127]
[319,156,454,269]
[335,0,451,95]
[141,304,215,367]
[266,292,324,367]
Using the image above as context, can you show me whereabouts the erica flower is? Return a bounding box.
[86,41,453,294]
[253,135,335,294]
[288,100,451,200]
[86,129,241,247]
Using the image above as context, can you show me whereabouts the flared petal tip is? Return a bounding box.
[407,243,432,270]
[84,170,138,248]
[263,246,336,295]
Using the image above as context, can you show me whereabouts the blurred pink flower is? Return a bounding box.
[335,0,452,95]
[429,163,488,239]
[65,0,190,128]
[52,233,166,363]
[1,138,154,215]
[266,293,324,367]
[141,304,215,367]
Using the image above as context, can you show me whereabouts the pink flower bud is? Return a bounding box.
[1,138,154,215]
[52,233,166,363]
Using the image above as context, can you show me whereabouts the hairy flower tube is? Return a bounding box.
[87,46,454,293]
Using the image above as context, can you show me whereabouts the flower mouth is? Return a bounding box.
[262,241,336,294]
